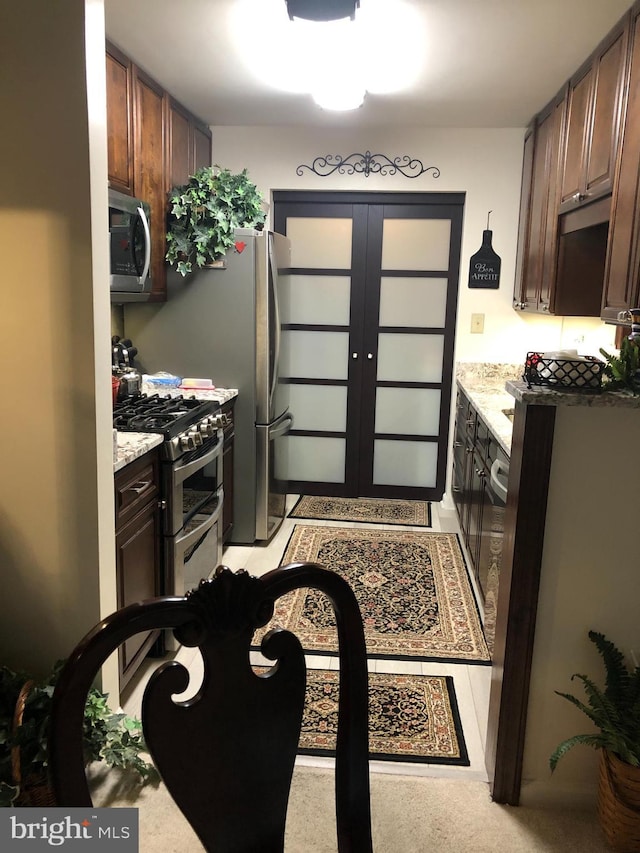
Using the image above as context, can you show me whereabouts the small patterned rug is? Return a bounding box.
[255,525,489,664]
[289,496,431,527]
[296,669,468,765]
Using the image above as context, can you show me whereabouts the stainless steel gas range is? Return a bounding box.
[113,394,225,604]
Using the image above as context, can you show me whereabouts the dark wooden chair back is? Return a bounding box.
[49,562,372,853]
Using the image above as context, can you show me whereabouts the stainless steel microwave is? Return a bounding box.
[109,188,151,302]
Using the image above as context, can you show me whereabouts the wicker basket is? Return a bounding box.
[11,680,57,807]
[598,750,640,851]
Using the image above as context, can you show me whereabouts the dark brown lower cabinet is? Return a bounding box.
[114,449,162,689]
[452,388,508,607]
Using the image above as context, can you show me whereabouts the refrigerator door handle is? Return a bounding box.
[268,233,281,414]
[269,411,293,439]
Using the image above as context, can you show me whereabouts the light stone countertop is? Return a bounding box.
[140,382,238,405]
[114,432,163,473]
[456,363,522,456]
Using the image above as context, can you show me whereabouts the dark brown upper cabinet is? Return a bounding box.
[106,41,212,302]
[167,98,213,191]
[133,67,166,302]
[105,43,134,195]
[514,4,637,319]
[513,93,565,314]
[602,4,640,322]
[558,15,629,214]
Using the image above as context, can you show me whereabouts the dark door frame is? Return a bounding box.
[274,189,465,500]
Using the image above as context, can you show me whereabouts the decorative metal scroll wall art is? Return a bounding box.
[468,211,501,289]
[296,151,440,179]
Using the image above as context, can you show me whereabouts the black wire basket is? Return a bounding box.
[523,352,605,392]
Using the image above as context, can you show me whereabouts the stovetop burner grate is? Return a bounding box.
[113,393,220,439]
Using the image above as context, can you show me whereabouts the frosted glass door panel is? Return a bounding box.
[287,385,348,431]
[280,331,349,379]
[379,277,448,328]
[287,218,353,268]
[375,388,441,435]
[381,219,451,270]
[377,334,444,382]
[279,275,351,325]
[373,440,438,488]
[276,436,345,483]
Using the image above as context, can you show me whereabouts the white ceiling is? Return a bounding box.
[104,0,633,128]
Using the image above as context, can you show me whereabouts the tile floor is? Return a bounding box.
[122,495,491,784]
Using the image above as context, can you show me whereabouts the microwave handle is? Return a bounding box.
[137,205,151,286]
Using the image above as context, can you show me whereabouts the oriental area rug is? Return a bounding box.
[288,669,468,766]
[289,495,431,527]
[255,525,490,664]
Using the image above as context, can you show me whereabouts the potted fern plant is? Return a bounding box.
[550,631,640,850]
[165,165,266,277]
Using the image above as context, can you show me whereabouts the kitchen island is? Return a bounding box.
[466,364,640,810]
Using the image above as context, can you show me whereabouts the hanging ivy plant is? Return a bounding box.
[165,166,266,277]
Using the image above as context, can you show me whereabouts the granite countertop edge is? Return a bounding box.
[114,386,239,472]
[506,379,640,408]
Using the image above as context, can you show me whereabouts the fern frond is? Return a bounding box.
[589,631,631,703]
[550,735,604,772]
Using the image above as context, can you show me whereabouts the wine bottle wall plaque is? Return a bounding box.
[468,211,501,289]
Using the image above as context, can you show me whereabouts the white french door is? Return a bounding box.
[273,191,464,500]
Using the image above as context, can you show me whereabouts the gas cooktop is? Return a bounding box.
[113,394,222,459]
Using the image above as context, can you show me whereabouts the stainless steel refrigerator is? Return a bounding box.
[125,229,293,543]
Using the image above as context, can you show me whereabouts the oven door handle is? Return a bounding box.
[175,492,223,552]
[490,458,509,503]
[173,438,222,485]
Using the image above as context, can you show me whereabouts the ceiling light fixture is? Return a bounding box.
[285,0,359,22]
[230,0,424,112]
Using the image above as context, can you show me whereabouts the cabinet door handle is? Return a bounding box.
[367,353,374,359]
[454,441,463,448]
[465,447,474,454]
[352,352,358,359]
[466,419,475,426]
[128,480,151,495]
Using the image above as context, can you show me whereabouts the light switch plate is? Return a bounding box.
[471,313,485,334]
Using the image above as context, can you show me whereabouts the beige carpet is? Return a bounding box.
[90,764,611,852]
